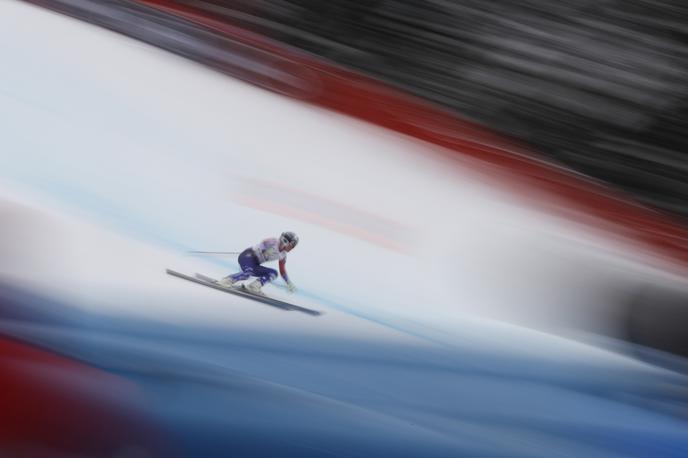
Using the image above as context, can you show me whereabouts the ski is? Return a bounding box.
[166,269,322,316]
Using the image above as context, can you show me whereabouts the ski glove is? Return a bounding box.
[287,281,296,293]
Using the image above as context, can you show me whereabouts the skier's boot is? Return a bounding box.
[218,276,238,288]
[246,279,265,295]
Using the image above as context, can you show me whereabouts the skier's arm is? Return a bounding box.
[279,259,296,292]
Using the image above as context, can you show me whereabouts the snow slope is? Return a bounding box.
[3,1,686,337]
[2,2,688,456]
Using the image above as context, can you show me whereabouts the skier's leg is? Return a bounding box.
[219,249,259,286]
[246,266,277,294]
[254,266,278,285]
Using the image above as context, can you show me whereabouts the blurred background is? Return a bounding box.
[2,1,688,457]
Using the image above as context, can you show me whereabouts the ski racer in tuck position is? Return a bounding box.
[218,232,298,295]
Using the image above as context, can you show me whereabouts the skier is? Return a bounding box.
[218,232,299,295]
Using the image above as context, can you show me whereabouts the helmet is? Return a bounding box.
[280,231,299,247]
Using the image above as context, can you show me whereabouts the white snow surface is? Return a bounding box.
[1,0,686,361]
